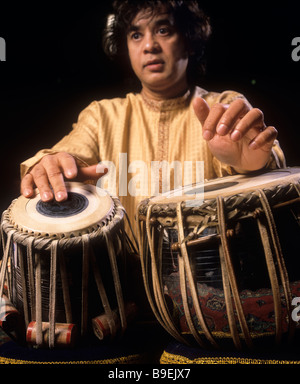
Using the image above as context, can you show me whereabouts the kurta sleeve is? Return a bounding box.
[203,90,286,178]
[20,101,101,179]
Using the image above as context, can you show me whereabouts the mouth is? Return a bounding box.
[144,59,165,70]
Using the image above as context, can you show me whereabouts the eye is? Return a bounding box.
[157,27,171,36]
[130,32,142,40]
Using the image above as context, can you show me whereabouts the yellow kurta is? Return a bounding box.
[20,87,285,232]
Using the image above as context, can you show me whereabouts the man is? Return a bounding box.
[20,0,285,229]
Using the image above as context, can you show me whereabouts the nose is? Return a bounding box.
[143,32,161,53]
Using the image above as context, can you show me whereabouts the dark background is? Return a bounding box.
[0,1,299,213]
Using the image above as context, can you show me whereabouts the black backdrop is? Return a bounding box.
[0,1,300,213]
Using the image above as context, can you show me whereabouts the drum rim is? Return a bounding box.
[138,167,300,218]
[1,183,125,249]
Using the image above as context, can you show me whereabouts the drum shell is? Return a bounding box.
[0,184,131,348]
[9,239,124,326]
[138,168,300,350]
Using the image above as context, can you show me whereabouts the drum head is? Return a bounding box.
[149,167,300,205]
[9,182,115,237]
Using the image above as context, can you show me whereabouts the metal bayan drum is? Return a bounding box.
[137,168,300,350]
[0,182,137,349]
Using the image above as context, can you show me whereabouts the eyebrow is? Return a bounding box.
[127,17,174,33]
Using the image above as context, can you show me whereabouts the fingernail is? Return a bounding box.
[66,169,75,178]
[217,124,228,136]
[203,130,213,141]
[24,189,31,197]
[42,192,52,201]
[231,130,242,141]
[249,141,258,150]
[56,192,66,201]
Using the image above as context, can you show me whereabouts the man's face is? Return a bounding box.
[126,8,189,98]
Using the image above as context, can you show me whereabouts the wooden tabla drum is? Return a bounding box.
[0,182,137,349]
[137,168,300,350]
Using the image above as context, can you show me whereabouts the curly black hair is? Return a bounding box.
[103,0,211,84]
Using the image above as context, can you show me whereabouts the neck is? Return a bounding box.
[141,81,189,101]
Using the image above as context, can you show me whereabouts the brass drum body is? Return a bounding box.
[137,168,300,350]
[0,183,134,348]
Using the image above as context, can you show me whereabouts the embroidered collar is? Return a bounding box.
[140,88,192,112]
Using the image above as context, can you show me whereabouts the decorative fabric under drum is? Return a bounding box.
[137,168,300,351]
[160,341,300,364]
[0,182,138,349]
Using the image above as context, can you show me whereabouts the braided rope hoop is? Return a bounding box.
[137,168,300,350]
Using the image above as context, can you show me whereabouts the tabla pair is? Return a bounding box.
[0,168,300,350]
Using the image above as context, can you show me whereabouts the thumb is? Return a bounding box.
[193,97,210,126]
[76,164,108,182]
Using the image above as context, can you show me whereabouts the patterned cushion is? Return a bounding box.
[165,275,300,344]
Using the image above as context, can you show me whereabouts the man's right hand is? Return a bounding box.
[20,152,108,202]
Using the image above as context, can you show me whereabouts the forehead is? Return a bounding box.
[129,7,175,29]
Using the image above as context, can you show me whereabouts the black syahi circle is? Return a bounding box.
[36,192,89,218]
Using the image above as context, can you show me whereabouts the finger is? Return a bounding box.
[216,98,250,136]
[248,126,278,151]
[77,164,108,181]
[231,108,264,142]
[57,152,78,179]
[193,97,210,126]
[41,156,68,202]
[202,103,228,140]
[96,163,109,176]
[21,173,36,198]
[30,163,55,202]
[193,97,230,140]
